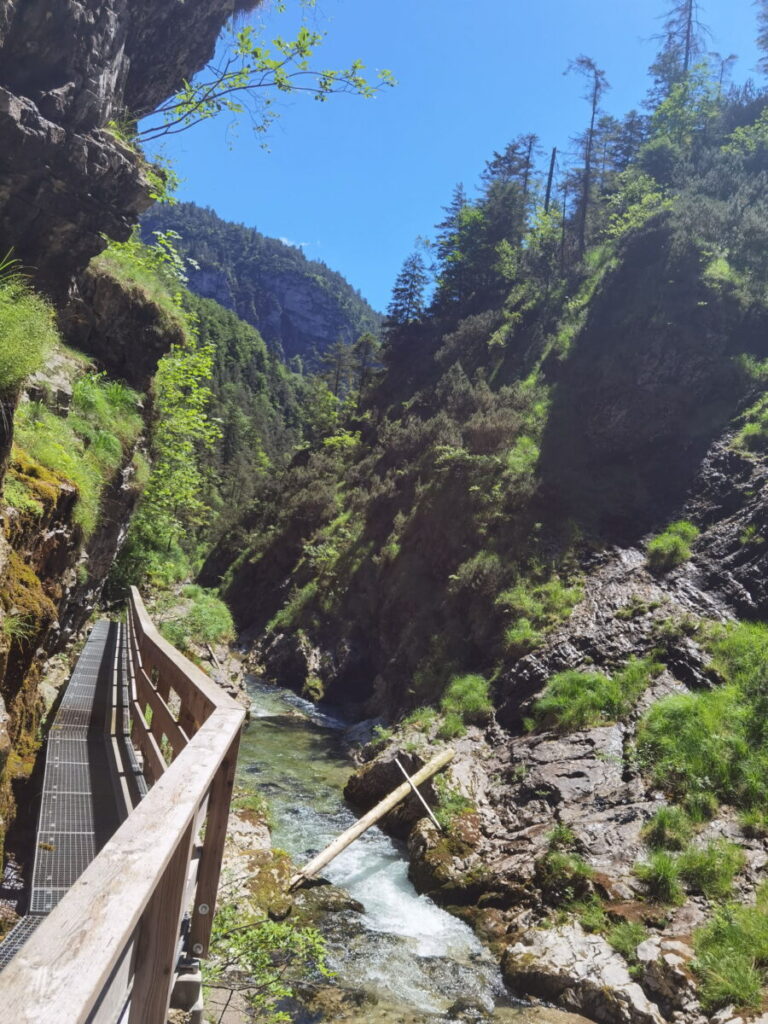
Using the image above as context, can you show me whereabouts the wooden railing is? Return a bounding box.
[0,587,245,1023]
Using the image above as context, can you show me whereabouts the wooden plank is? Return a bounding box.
[86,934,137,1024]
[188,733,240,956]
[130,588,241,715]
[134,667,188,757]
[289,748,454,889]
[129,820,196,1024]
[0,707,244,1024]
[129,703,166,783]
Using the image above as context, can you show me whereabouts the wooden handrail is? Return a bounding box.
[0,588,245,1023]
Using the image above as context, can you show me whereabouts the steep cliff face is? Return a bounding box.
[0,0,259,298]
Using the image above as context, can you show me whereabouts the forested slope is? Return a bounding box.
[142,202,381,364]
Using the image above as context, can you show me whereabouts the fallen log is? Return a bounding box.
[288,747,454,890]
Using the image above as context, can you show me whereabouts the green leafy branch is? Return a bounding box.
[136,23,395,143]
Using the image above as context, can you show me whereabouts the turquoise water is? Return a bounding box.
[237,679,506,1019]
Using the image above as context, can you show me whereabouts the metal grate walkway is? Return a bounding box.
[0,620,131,965]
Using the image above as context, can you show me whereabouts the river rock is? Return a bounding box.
[502,923,665,1024]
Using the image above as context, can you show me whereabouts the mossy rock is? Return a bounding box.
[8,447,71,515]
[2,551,57,627]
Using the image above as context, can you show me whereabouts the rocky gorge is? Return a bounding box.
[1,0,768,1022]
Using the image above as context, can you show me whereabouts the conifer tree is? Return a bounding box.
[386,253,429,329]
[649,0,709,103]
[320,339,354,397]
[351,332,382,394]
[567,56,610,256]
[434,184,469,270]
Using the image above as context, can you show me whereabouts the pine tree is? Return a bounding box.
[648,0,709,104]
[320,339,354,398]
[479,133,540,245]
[434,184,469,270]
[386,252,429,329]
[566,55,610,256]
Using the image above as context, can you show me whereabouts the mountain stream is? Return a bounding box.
[237,679,585,1024]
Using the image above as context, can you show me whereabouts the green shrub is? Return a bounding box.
[0,268,58,394]
[684,790,719,823]
[437,710,466,739]
[633,851,684,905]
[709,620,768,700]
[607,921,648,962]
[677,840,745,899]
[533,669,619,731]
[646,520,700,572]
[637,685,768,810]
[739,808,768,838]
[573,896,608,933]
[532,657,660,732]
[537,851,594,899]
[547,823,576,849]
[439,674,493,732]
[642,806,694,851]
[504,617,543,656]
[433,776,474,830]
[402,706,438,731]
[498,576,582,655]
[3,477,43,517]
[159,589,235,652]
[13,372,142,537]
[694,893,768,1011]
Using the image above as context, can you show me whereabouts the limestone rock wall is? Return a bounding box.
[0,0,259,298]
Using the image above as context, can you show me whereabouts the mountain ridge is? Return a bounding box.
[141,201,381,364]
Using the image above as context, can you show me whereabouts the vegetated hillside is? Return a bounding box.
[142,202,381,364]
[202,43,768,1024]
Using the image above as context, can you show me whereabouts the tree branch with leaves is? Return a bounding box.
[134,21,395,144]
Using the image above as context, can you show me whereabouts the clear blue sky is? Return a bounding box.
[145,0,761,311]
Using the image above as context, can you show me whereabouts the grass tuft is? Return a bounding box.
[646,520,699,573]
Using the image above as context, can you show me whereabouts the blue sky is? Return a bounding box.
[145,0,762,311]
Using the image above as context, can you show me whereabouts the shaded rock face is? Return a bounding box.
[0,0,259,297]
[539,220,768,539]
[62,263,186,389]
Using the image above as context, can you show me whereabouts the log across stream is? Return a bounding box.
[237,678,587,1024]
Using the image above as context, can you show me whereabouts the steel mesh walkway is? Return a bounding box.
[0,620,128,964]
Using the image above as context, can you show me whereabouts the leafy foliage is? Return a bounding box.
[0,258,58,395]
[158,588,235,652]
[137,16,394,144]
[646,520,700,572]
[206,901,331,1022]
[14,372,142,536]
[532,657,661,731]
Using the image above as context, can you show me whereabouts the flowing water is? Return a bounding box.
[237,679,586,1024]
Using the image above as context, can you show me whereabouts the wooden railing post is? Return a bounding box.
[189,733,240,957]
[129,820,197,1024]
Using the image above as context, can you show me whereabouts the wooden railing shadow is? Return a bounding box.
[0,586,245,1024]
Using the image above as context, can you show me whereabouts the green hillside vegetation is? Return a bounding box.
[0,257,58,395]
[207,47,768,722]
[11,373,143,536]
[141,202,381,363]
